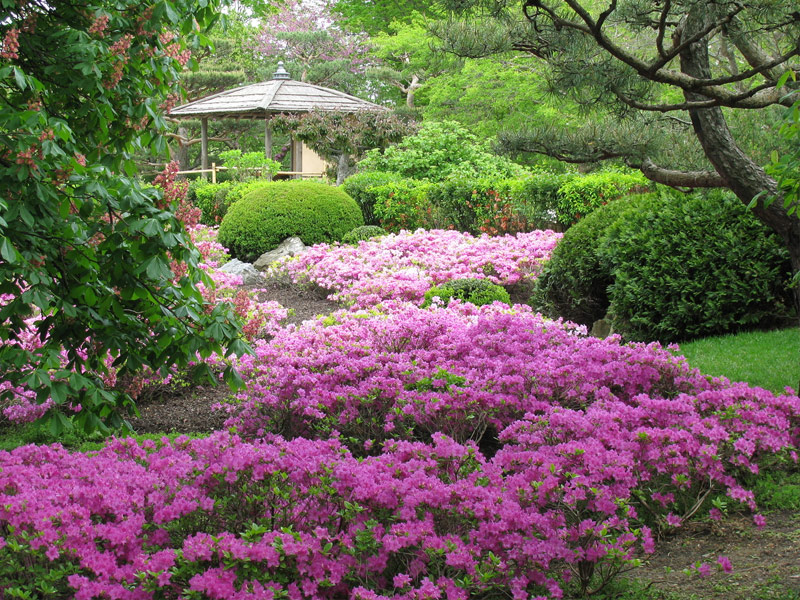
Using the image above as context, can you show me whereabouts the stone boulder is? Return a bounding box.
[218,259,265,286]
[253,236,307,271]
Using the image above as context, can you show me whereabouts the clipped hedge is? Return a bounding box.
[555,170,650,226]
[218,181,364,262]
[601,190,792,341]
[533,190,793,342]
[422,278,511,308]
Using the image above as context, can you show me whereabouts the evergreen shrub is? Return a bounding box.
[531,195,646,327]
[556,170,650,226]
[218,181,363,262]
[532,190,793,342]
[422,278,511,308]
[191,180,274,225]
[601,190,792,341]
[341,171,402,225]
[341,225,388,244]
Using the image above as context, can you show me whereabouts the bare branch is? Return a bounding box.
[655,0,672,58]
[637,158,727,188]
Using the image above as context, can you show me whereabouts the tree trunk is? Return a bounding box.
[680,10,800,320]
[336,153,353,185]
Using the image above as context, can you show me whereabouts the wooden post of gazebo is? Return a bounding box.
[200,117,209,180]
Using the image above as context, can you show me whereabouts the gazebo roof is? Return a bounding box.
[170,62,386,119]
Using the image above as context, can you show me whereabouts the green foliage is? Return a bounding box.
[556,170,651,226]
[0,0,249,434]
[341,225,388,244]
[272,110,414,165]
[532,195,645,327]
[508,171,572,226]
[341,171,403,225]
[602,190,793,342]
[218,181,364,262]
[422,278,511,308]
[370,179,434,232]
[357,120,527,182]
[217,150,281,182]
[534,190,793,342]
[192,180,274,225]
[678,327,799,395]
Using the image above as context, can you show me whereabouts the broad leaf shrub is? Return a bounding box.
[555,170,650,226]
[370,179,435,231]
[532,195,650,327]
[273,228,562,308]
[0,225,289,426]
[533,190,793,341]
[346,168,649,234]
[192,180,275,225]
[422,278,511,308]
[602,190,792,342]
[357,120,528,182]
[3,304,799,598]
[0,0,248,434]
[341,171,403,225]
[218,181,364,262]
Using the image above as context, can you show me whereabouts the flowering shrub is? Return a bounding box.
[1,225,799,598]
[273,228,562,308]
[2,345,798,598]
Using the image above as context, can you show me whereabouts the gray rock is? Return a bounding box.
[218,259,265,286]
[253,236,307,271]
[590,317,613,339]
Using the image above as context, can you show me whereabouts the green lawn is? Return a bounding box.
[678,327,800,395]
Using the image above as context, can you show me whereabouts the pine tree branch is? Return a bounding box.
[637,158,727,189]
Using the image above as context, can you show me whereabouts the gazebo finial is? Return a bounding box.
[272,61,291,80]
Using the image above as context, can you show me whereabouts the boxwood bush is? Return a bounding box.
[218,181,364,262]
[531,195,647,327]
[600,190,792,342]
[532,190,793,342]
[422,278,511,308]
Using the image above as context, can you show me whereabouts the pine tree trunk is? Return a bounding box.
[680,9,800,323]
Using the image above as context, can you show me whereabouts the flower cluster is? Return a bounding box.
[273,228,562,308]
[2,224,798,598]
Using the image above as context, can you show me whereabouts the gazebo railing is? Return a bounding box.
[175,163,324,183]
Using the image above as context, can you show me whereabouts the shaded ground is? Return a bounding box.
[631,510,800,599]
[128,276,340,434]
[128,277,800,599]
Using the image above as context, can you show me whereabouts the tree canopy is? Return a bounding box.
[434,0,800,312]
[0,0,248,433]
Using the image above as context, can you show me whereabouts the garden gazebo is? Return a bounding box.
[169,62,387,178]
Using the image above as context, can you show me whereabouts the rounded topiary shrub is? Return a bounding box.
[341,225,387,245]
[218,181,364,262]
[532,189,793,342]
[422,278,511,308]
[531,194,650,327]
[600,189,792,342]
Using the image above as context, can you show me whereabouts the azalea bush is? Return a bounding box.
[273,228,563,308]
[2,225,799,598]
[2,305,799,599]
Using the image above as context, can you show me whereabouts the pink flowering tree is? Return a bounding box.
[254,0,372,90]
[0,0,250,434]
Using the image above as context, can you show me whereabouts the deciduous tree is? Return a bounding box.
[0,0,248,433]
